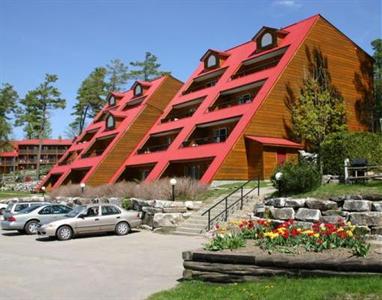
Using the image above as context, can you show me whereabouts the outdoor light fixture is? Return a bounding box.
[275,172,283,197]
[80,182,86,194]
[41,186,46,200]
[170,178,177,201]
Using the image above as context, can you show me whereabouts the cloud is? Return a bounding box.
[273,0,302,8]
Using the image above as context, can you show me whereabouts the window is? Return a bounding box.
[213,128,228,143]
[15,204,28,212]
[52,205,72,214]
[85,206,99,217]
[106,115,115,130]
[101,205,121,215]
[134,84,142,97]
[206,55,218,68]
[238,94,252,104]
[261,32,273,48]
[109,95,116,106]
[39,206,54,215]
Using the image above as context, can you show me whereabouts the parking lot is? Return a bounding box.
[0,229,205,300]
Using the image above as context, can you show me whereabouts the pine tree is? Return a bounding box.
[129,52,169,81]
[15,74,65,178]
[372,39,382,131]
[69,67,108,135]
[0,83,18,142]
[106,59,130,91]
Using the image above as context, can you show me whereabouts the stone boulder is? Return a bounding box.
[322,210,349,217]
[153,213,184,228]
[321,215,346,224]
[349,212,382,226]
[305,198,337,211]
[372,202,382,212]
[264,197,286,208]
[271,208,295,220]
[253,203,266,217]
[163,207,188,213]
[185,201,202,211]
[363,194,382,201]
[154,200,186,208]
[285,198,306,208]
[295,221,313,229]
[295,208,321,222]
[343,200,372,212]
[131,198,155,210]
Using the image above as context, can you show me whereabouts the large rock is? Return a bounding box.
[142,207,163,214]
[343,200,372,212]
[295,208,321,222]
[153,213,184,228]
[154,200,186,208]
[363,194,382,201]
[272,208,295,220]
[264,198,286,208]
[185,201,202,211]
[349,212,382,226]
[372,202,382,212]
[321,215,346,224]
[322,210,349,217]
[371,226,382,235]
[295,221,313,229]
[285,198,306,208]
[305,198,337,211]
[163,207,188,213]
[131,198,155,210]
[253,203,266,217]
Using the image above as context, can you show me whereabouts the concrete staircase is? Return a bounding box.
[173,188,260,236]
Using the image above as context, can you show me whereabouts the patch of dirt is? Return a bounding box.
[224,240,382,260]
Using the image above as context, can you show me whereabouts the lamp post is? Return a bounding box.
[41,186,46,200]
[170,178,177,202]
[80,182,86,195]
[275,172,283,197]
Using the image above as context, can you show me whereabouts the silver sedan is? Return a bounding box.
[37,204,142,241]
[1,204,72,234]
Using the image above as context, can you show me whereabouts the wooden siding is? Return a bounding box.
[214,16,373,180]
[86,76,182,186]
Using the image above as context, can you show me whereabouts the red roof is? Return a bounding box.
[12,139,72,146]
[246,136,303,148]
[0,151,18,157]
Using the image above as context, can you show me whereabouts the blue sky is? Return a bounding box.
[1,0,381,139]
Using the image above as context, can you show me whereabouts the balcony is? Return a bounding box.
[182,68,226,95]
[232,46,288,79]
[161,98,204,123]
[182,117,240,147]
[58,150,81,166]
[62,168,90,185]
[77,129,98,143]
[208,80,265,111]
[161,158,214,180]
[137,129,180,154]
[81,135,115,158]
[117,163,156,182]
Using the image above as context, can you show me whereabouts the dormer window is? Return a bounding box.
[134,84,142,97]
[108,95,116,106]
[206,54,218,69]
[260,33,273,48]
[106,115,115,130]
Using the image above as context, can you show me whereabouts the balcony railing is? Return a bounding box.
[209,97,252,111]
[161,110,195,123]
[182,135,227,147]
[58,159,75,166]
[137,143,171,154]
[232,57,281,79]
[81,149,105,158]
[0,161,17,166]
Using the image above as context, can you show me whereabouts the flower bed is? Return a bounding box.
[204,219,370,257]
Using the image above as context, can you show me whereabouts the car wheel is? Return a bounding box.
[25,220,39,235]
[115,222,130,236]
[57,225,73,241]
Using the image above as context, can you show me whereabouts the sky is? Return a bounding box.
[1,0,381,139]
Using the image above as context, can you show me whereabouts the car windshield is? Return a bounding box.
[66,205,86,217]
[18,206,41,214]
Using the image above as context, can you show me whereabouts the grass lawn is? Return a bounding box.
[148,277,382,300]
[0,191,32,199]
[293,181,382,199]
[199,181,272,201]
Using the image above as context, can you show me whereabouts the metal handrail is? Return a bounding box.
[202,177,260,231]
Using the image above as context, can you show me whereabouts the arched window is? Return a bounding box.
[108,95,116,106]
[206,55,218,68]
[106,115,115,130]
[134,84,142,97]
[260,33,273,48]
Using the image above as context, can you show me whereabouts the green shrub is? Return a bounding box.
[320,132,382,175]
[271,160,321,195]
[122,198,133,210]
